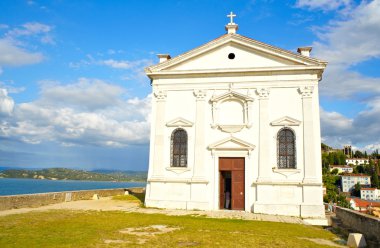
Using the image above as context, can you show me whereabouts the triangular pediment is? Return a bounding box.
[208,136,255,151]
[146,34,326,76]
[270,116,301,126]
[211,90,254,103]
[166,117,193,127]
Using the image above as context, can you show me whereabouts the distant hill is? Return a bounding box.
[0,167,29,171]
[0,168,147,182]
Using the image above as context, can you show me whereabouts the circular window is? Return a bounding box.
[228,53,235,59]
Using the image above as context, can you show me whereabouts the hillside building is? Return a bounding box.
[361,188,380,201]
[330,165,353,174]
[346,158,369,166]
[341,174,371,192]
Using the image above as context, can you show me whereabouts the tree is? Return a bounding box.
[355,165,365,174]
[321,153,330,169]
[372,164,379,189]
[352,182,362,197]
[331,168,339,175]
[354,150,364,158]
[371,149,379,159]
[337,194,351,209]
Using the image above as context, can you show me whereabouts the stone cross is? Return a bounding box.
[227,12,236,24]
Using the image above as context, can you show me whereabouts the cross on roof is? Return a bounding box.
[227,11,236,24]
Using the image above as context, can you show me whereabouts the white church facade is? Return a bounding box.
[145,14,327,223]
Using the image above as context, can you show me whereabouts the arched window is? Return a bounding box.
[171,128,187,167]
[277,128,296,169]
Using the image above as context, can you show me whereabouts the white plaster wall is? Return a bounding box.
[146,66,324,218]
[169,43,298,71]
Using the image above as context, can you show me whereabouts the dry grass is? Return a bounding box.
[0,210,342,247]
[112,194,141,202]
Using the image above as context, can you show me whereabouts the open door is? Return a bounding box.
[219,157,245,210]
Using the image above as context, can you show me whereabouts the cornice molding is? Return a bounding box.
[146,34,327,75]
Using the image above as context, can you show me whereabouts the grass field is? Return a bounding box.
[0,209,342,247]
[0,194,343,247]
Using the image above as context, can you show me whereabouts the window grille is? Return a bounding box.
[170,128,188,167]
[277,128,296,169]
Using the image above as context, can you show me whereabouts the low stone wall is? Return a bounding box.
[0,187,145,211]
[335,206,380,247]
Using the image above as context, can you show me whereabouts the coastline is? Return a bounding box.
[0,177,146,182]
[0,178,146,196]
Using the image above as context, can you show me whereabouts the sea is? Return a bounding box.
[0,178,146,196]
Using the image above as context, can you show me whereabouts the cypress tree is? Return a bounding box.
[372,164,379,188]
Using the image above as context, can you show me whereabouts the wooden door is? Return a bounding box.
[219,172,225,209]
[219,157,245,210]
[232,170,245,210]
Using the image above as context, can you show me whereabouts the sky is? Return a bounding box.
[0,0,380,171]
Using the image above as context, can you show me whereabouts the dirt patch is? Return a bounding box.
[119,224,180,236]
[103,239,131,244]
[298,237,346,247]
[178,241,201,246]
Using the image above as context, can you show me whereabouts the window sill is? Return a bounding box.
[166,167,191,174]
[272,168,301,178]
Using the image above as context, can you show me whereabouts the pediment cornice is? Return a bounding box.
[210,90,254,103]
[208,136,255,151]
[270,116,301,126]
[166,117,193,127]
[145,34,327,76]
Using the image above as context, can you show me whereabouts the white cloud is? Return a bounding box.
[0,39,44,66]
[101,59,134,69]
[0,79,151,147]
[0,88,14,115]
[6,22,52,38]
[0,21,54,68]
[320,97,380,151]
[295,0,352,11]
[319,65,380,98]
[297,1,380,150]
[320,108,353,134]
[6,22,54,45]
[313,0,380,66]
[100,58,152,70]
[310,0,380,98]
[37,78,126,110]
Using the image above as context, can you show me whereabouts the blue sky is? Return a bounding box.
[0,0,380,170]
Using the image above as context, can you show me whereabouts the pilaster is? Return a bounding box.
[256,88,271,182]
[299,86,318,183]
[192,89,207,180]
[152,90,167,178]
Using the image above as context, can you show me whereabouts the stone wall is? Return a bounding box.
[335,206,380,247]
[0,187,144,211]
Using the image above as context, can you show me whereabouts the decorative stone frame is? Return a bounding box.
[270,116,301,177]
[210,90,254,133]
[165,118,193,174]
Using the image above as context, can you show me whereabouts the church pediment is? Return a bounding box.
[208,136,255,151]
[270,116,301,126]
[166,117,193,127]
[146,34,327,76]
[210,90,254,103]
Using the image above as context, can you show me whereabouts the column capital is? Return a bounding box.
[256,88,270,99]
[194,89,207,100]
[154,90,167,100]
[298,86,314,98]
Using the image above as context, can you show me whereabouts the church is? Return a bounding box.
[144,13,327,224]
